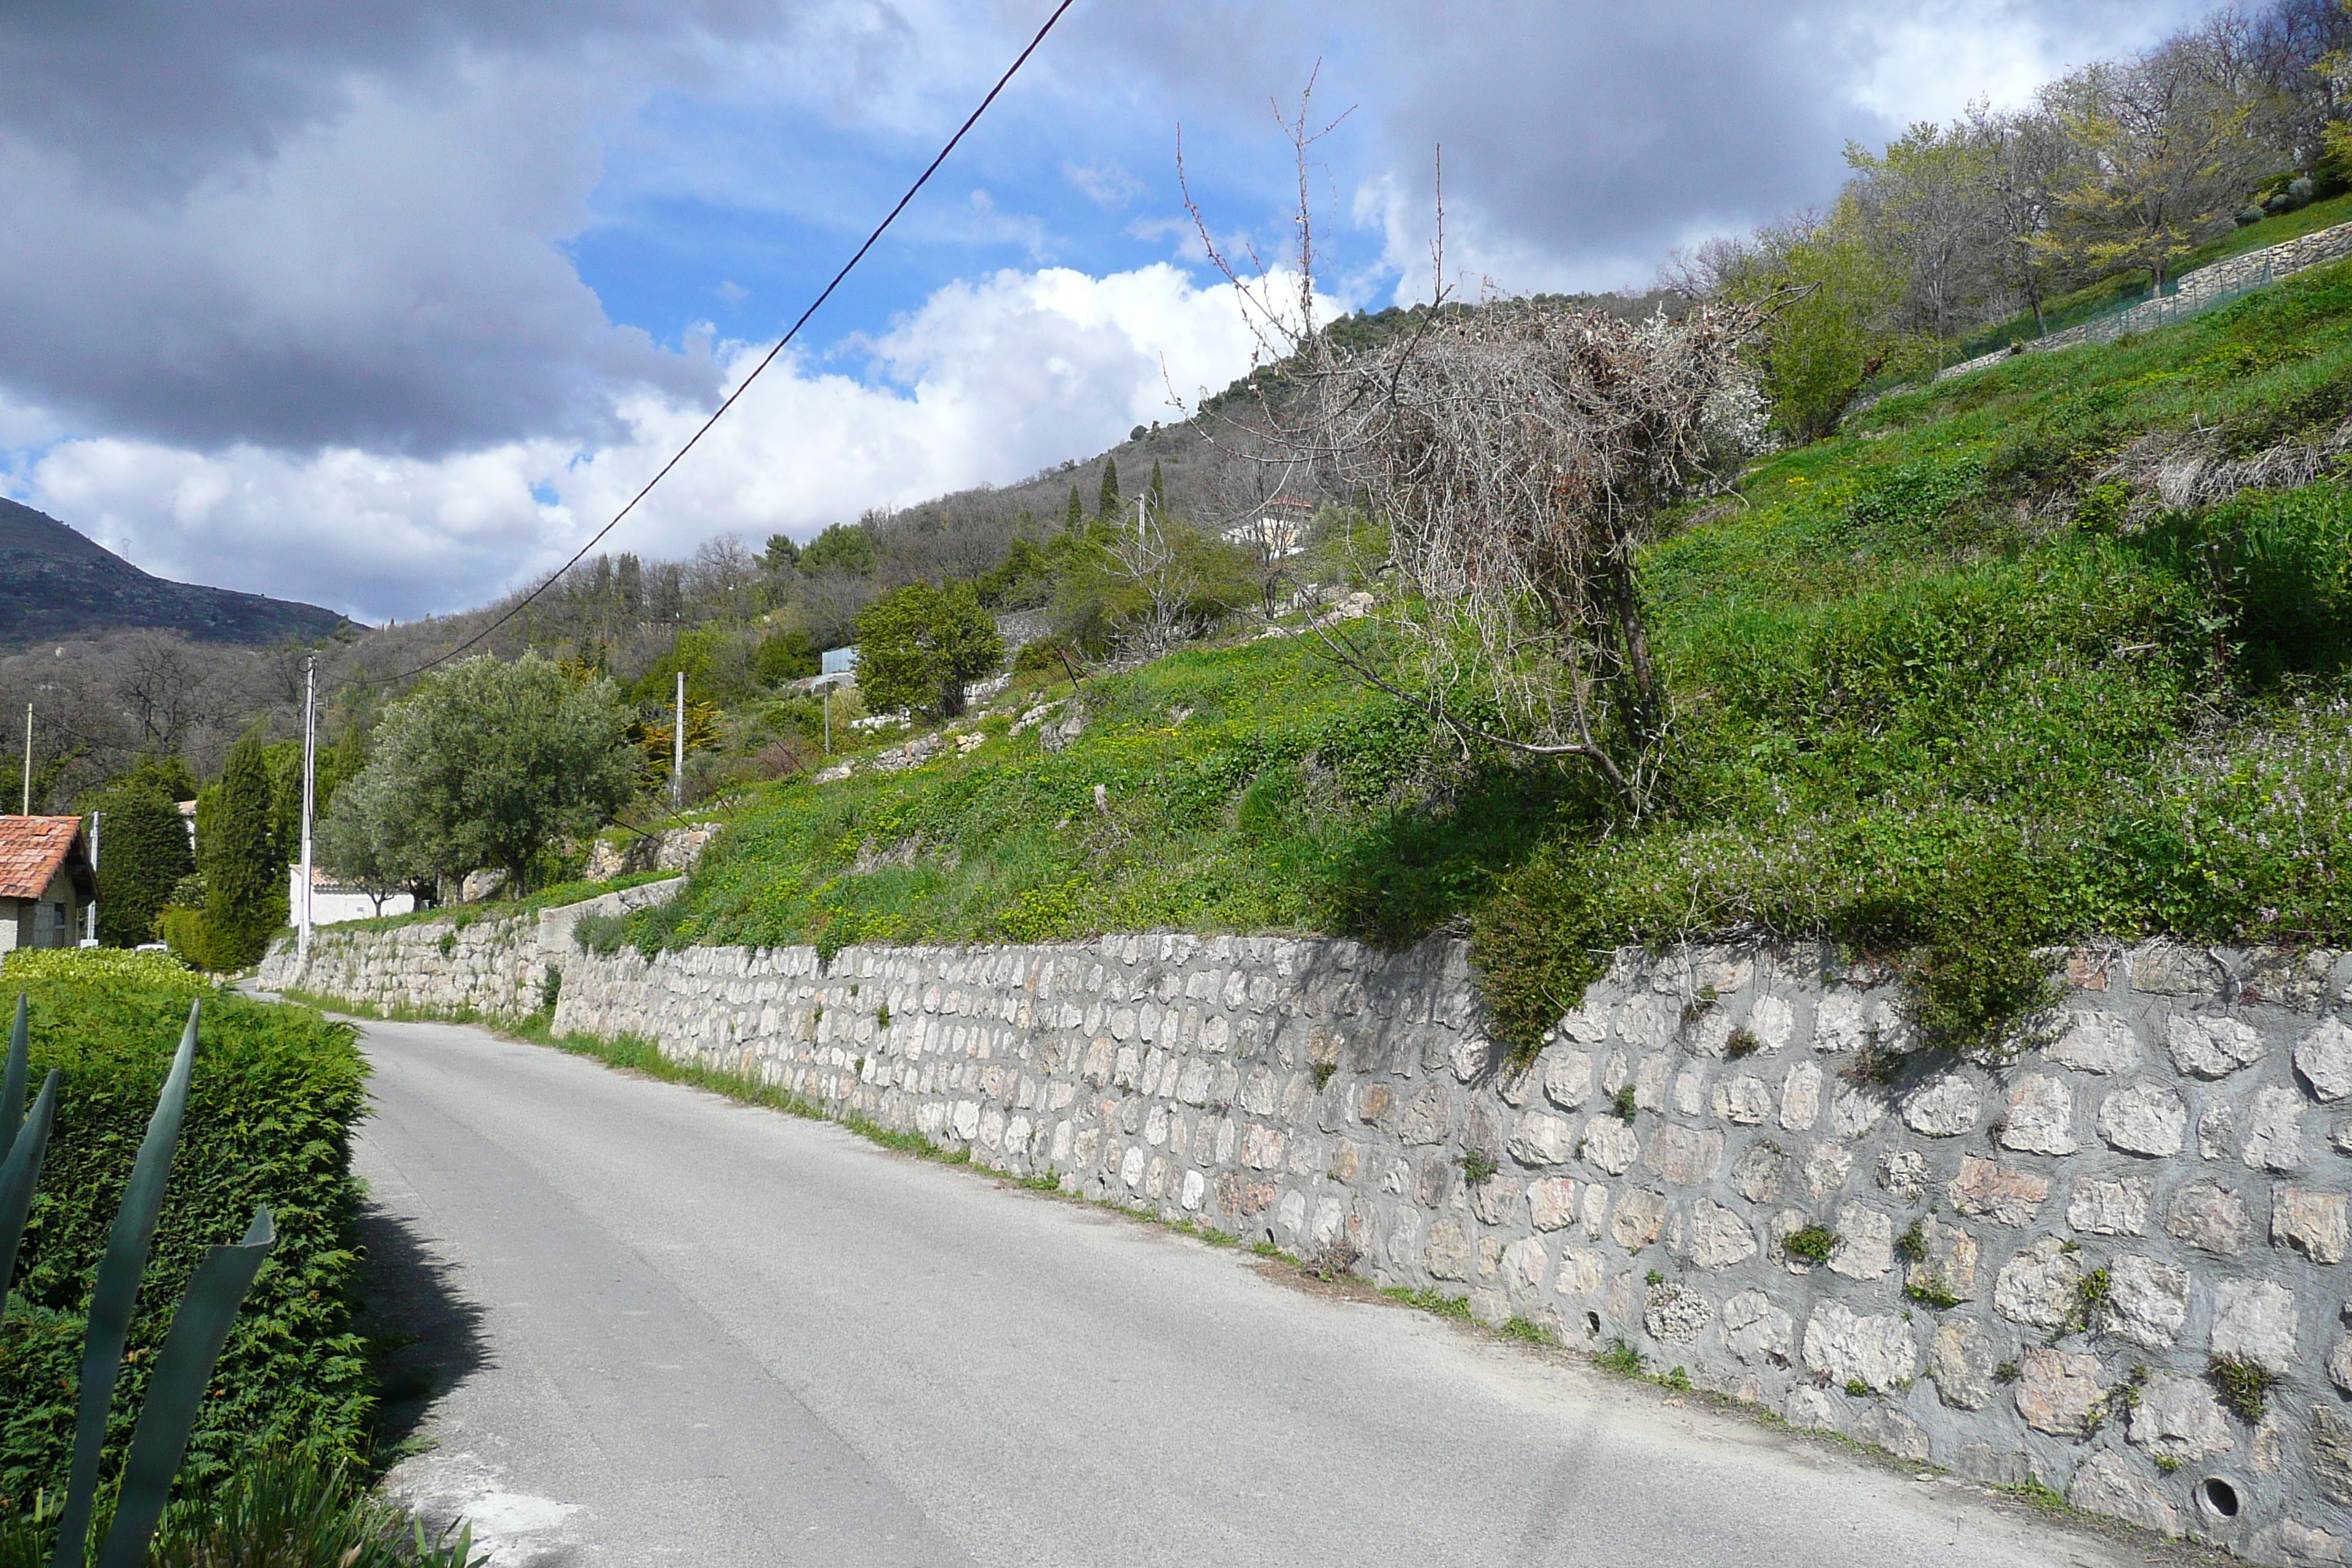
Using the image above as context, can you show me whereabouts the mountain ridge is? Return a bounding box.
[0,497,354,648]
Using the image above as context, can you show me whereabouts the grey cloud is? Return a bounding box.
[1088,0,2205,288]
[0,0,872,455]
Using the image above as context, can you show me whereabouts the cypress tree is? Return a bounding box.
[92,784,194,946]
[1147,460,1166,517]
[1097,458,1120,521]
[201,731,287,967]
[1065,485,1085,532]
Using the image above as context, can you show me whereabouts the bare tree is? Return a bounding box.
[1972,105,2084,333]
[110,631,217,753]
[1845,117,2002,344]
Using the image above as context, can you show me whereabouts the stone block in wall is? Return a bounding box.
[1642,1124,1721,1186]
[1801,1300,1915,1392]
[2243,1084,2309,1172]
[2099,1083,2188,1157]
[2313,1408,2352,1509]
[1928,1316,1999,1410]
[2274,1185,2351,1263]
[2070,1175,2152,1235]
[2297,1017,2352,1101]
[1729,1142,1783,1205]
[2129,1373,2234,1462]
[1993,1236,2081,1328]
[2014,1346,2104,1436]
[1948,1156,2048,1226]
[2103,1254,2188,1349]
[2068,1452,2182,1536]
[2168,1014,2266,1078]
[1716,1289,1791,1369]
[1899,1073,1978,1136]
[1609,1188,1668,1250]
[2211,1278,2299,1371]
[1681,1198,1757,1270]
[1999,1074,2077,1153]
[2050,1010,2141,1073]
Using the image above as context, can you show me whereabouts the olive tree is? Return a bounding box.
[339,652,640,895]
[854,583,1003,718]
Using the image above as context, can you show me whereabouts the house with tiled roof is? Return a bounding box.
[0,815,94,951]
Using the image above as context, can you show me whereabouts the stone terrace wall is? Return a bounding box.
[260,911,543,1017]
[1931,217,2352,386]
[281,905,2352,1561]
[551,932,2352,1563]
[254,876,681,1016]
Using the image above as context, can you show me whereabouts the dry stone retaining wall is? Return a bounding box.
[283,908,2352,1561]
[1930,217,2352,387]
[254,877,682,1016]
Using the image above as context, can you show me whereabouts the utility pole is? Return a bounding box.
[84,810,99,945]
[672,670,686,809]
[20,703,29,815]
[298,654,317,970]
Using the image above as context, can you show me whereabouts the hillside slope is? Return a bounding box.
[0,498,352,648]
[593,257,2352,1057]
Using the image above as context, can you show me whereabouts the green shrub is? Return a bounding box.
[2209,1354,2277,1422]
[1782,1225,1839,1265]
[0,953,371,1519]
[155,908,248,977]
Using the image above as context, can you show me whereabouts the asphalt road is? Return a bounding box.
[352,1014,2166,1568]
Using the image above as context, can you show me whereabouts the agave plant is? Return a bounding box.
[0,992,277,1568]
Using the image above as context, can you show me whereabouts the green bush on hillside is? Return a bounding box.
[0,949,372,1518]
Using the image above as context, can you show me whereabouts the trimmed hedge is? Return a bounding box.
[0,951,372,1520]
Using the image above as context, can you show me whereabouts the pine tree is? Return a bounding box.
[200,731,286,967]
[1147,460,1166,518]
[1065,486,1085,532]
[92,783,193,946]
[1097,458,1121,521]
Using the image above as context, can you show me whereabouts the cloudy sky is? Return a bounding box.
[0,0,2207,623]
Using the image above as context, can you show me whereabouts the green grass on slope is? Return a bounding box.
[598,636,1587,961]
[621,257,2352,1060]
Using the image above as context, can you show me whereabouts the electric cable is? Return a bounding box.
[341,0,1077,690]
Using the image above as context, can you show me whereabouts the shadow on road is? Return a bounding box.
[353,1195,490,1470]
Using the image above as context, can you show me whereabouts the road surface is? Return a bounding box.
[350,1014,2168,1567]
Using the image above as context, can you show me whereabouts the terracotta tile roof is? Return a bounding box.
[0,816,83,900]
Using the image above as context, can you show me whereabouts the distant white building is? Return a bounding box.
[1221,494,1313,559]
[290,863,413,924]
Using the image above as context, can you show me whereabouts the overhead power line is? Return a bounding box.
[348,0,1078,690]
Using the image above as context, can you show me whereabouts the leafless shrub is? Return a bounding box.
[1179,78,1770,813]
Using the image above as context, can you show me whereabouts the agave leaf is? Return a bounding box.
[91,1207,276,1568]
[2,992,27,1164]
[0,1067,59,1318]
[50,998,203,1568]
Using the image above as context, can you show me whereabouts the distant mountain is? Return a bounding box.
[0,497,354,648]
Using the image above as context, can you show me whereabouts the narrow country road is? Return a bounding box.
[352,1014,2168,1568]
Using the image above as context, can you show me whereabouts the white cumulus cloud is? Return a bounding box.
[10,260,1297,622]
